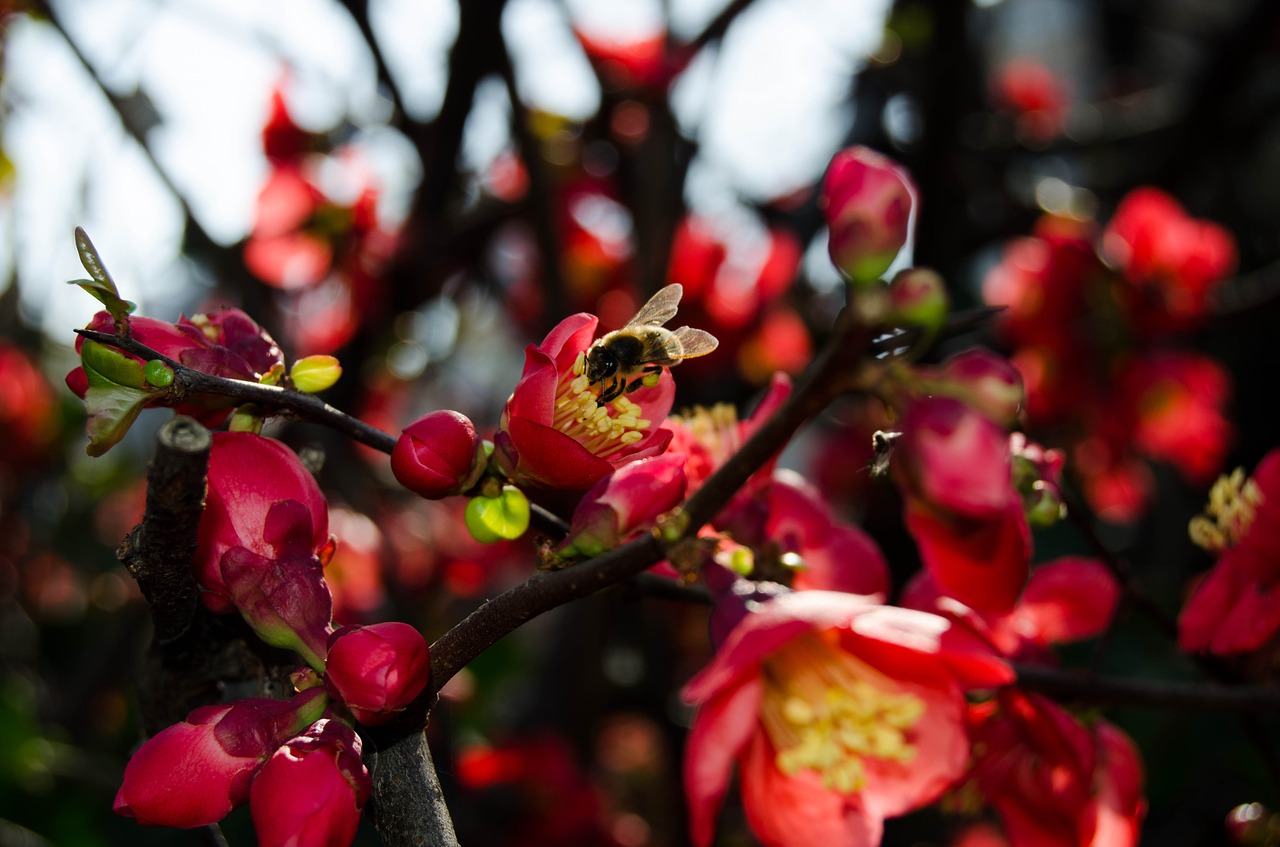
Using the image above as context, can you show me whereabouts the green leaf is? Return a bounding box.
[80,340,146,390]
[465,486,531,543]
[69,228,136,324]
[82,383,159,457]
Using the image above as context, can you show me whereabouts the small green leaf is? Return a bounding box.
[82,383,159,457]
[465,486,530,543]
[80,340,146,390]
[70,228,136,325]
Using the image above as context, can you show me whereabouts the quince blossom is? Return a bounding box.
[495,312,674,490]
[683,590,1013,847]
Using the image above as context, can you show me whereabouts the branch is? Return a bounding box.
[1012,664,1280,712]
[368,731,459,847]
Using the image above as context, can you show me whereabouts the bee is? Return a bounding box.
[585,284,719,404]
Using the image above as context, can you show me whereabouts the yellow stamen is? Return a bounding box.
[1189,468,1264,553]
[759,631,925,794]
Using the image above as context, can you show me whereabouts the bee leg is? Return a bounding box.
[598,377,623,404]
[624,366,665,395]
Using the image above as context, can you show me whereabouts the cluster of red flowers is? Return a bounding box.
[983,190,1236,522]
[77,139,1280,847]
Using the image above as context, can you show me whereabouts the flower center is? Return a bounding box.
[551,352,653,459]
[759,631,925,794]
[670,403,740,463]
[1189,468,1263,553]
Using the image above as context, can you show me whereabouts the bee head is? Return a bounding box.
[586,343,617,382]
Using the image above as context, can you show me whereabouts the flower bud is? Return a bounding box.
[937,348,1025,427]
[391,410,487,499]
[887,267,948,337]
[250,719,371,847]
[325,622,431,725]
[821,146,916,288]
[559,453,687,558]
[290,355,343,393]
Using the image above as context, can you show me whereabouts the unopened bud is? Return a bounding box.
[464,485,530,543]
[821,146,917,289]
[392,410,487,499]
[887,267,948,337]
[289,355,342,393]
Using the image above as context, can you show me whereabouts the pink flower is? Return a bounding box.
[250,719,371,847]
[682,591,1013,847]
[66,308,284,426]
[903,556,1118,665]
[196,433,332,613]
[893,397,1031,613]
[114,689,326,828]
[325,622,431,725]
[494,312,675,490]
[560,452,688,558]
[391,410,486,499]
[1180,449,1280,654]
[820,146,916,287]
[967,691,1146,847]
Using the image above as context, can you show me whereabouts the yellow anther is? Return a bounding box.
[1190,468,1265,553]
[573,351,586,376]
[615,414,639,428]
[620,431,644,445]
[635,418,652,430]
[571,375,591,394]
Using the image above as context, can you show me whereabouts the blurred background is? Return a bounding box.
[4,0,1280,844]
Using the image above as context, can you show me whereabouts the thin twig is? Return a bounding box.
[1012,664,1280,712]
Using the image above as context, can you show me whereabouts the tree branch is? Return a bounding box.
[1012,664,1280,712]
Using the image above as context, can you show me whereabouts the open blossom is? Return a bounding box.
[893,397,1031,613]
[967,691,1146,847]
[250,719,371,847]
[196,433,332,614]
[114,689,326,828]
[1180,450,1280,654]
[495,312,674,490]
[683,591,1013,847]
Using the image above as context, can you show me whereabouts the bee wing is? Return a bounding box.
[669,326,719,359]
[626,284,684,327]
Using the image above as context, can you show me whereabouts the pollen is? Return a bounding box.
[759,631,925,794]
[1189,467,1264,553]
[550,353,655,460]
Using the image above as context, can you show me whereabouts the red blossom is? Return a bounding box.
[66,308,284,426]
[196,433,331,614]
[560,452,688,558]
[967,691,1146,847]
[324,622,430,725]
[991,59,1071,143]
[575,27,691,91]
[893,397,1031,613]
[1180,450,1280,654]
[249,719,371,847]
[114,689,326,828]
[391,410,486,499]
[683,591,1013,847]
[0,341,58,467]
[494,312,675,490]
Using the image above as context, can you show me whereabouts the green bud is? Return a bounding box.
[290,355,343,393]
[465,486,530,543]
[143,360,175,387]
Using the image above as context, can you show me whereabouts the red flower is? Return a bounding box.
[1103,187,1236,329]
[114,689,326,828]
[820,146,917,287]
[494,312,675,490]
[0,341,57,467]
[1180,450,1280,654]
[66,308,284,426]
[391,410,486,499]
[575,27,690,91]
[991,59,1071,143]
[967,691,1145,847]
[325,622,430,725]
[196,433,332,613]
[682,591,1013,847]
[250,719,371,847]
[893,397,1031,613]
[903,556,1117,665]
[560,452,688,558]
[1122,351,1232,485]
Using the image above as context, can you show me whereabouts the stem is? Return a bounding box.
[1012,664,1280,712]
[369,732,459,847]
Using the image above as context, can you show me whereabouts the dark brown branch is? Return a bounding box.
[369,732,459,847]
[1012,664,1280,712]
[117,416,211,646]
